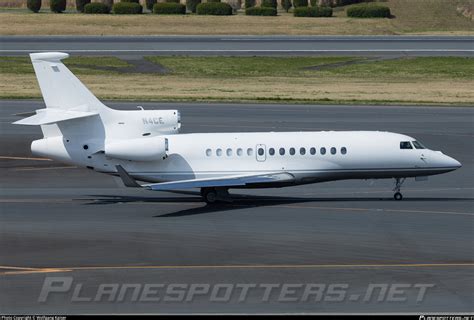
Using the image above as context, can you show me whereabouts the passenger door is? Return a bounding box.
[256,144,266,162]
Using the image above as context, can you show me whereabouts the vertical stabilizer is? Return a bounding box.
[29,52,108,112]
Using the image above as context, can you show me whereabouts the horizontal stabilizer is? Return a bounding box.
[13,108,98,126]
[13,111,38,117]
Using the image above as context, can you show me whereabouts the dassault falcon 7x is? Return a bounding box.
[14,52,462,203]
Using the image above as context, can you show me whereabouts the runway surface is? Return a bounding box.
[0,100,473,313]
[1,35,473,56]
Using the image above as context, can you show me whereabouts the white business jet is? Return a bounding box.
[14,52,462,203]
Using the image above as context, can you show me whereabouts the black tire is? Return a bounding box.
[394,192,403,201]
[201,188,217,204]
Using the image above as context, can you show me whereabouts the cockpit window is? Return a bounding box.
[412,141,426,149]
[400,141,413,149]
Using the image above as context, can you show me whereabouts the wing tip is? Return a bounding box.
[30,52,69,62]
[115,165,142,188]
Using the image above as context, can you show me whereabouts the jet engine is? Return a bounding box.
[104,136,169,162]
[103,109,181,139]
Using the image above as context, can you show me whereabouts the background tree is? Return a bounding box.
[27,0,42,13]
[186,0,201,13]
[50,0,67,12]
[244,0,255,8]
[261,0,277,8]
[102,0,114,10]
[282,0,292,12]
[146,0,157,11]
[76,0,91,12]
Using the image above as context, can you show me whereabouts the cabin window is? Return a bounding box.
[320,147,326,155]
[216,148,223,156]
[330,147,336,155]
[226,148,233,156]
[289,147,295,155]
[258,148,264,156]
[341,147,347,155]
[206,149,212,156]
[400,141,413,149]
[310,147,316,155]
[412,141,426,149]
[247,148,253,156]
[279,148,285,156]
[269,148,275,156]
[237,148,243,156]
[300,147,306,155]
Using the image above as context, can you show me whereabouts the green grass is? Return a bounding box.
[147,56,474,80]
[0,56,131,75]
[0,57,34,74]
[320,57,474,80]
[2,56,472,80]
[146,56,362,77]
[1,55,473,105]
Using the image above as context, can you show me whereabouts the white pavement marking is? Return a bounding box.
[1,49,474,53]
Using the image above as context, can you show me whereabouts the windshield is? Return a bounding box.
[412,141,426,149]
[400,141,413,149]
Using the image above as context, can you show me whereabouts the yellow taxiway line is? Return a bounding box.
[0,156,52,161]
[13,166,76,171]
[1,263,473,276]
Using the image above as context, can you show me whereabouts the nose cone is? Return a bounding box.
[443,155,462,170]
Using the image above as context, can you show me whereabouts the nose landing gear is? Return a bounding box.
[393,178,406,201]
[394,192,403,201]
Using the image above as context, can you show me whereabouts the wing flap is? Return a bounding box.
[115,165,294,190]
[145,172,294,190]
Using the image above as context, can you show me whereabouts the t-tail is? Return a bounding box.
[14,52,180,166]
[14,52,109,127]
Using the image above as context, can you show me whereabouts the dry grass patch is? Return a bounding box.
[0,0,472,35]
[2,73,472,104]
[1,56,472,105]
[0,13,395,36]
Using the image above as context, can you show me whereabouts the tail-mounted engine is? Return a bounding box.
[105,136,169,162]
[103,109,181,139]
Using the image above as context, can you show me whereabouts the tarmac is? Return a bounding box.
[1,35,473,56]
[0,100,473,313]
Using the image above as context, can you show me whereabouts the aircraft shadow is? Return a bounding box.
[83,192,473,218]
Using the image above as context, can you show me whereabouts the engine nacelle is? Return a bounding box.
[139,110,181,135]
[104,136,168,161]
[103,109,181,139]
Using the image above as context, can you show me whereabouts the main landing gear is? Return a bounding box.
[200,187,231,204]
[393,177,406,201]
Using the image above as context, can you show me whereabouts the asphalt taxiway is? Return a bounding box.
[0,100,473,313]
[1,35,473,56]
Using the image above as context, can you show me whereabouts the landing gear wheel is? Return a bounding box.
[394,192,403,201]
[201,188,217,204]
[392,178,406,201]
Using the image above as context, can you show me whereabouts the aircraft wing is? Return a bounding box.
[115,165,295,190]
